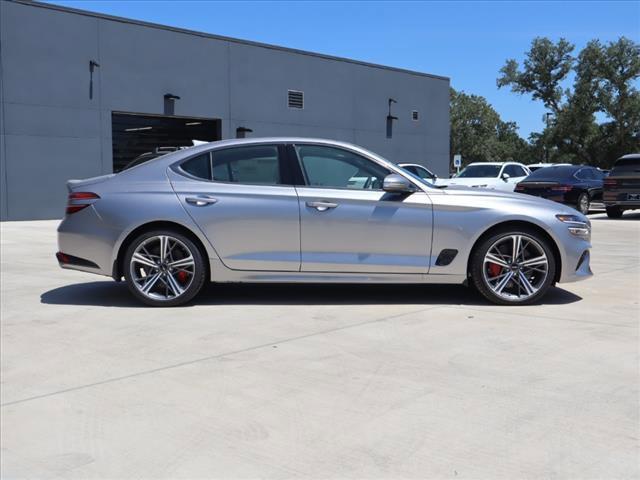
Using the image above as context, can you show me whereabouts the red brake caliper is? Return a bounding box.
[487,262,502,277]
[176,271,189,284]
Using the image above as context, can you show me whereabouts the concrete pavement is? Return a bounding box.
[1,214,639,479]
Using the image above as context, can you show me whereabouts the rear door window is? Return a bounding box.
[211,145,282,185]
[504,165,527,177]
[576,168,594,180]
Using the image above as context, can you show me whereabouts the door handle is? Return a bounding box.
[185,195,218,206]
[306,201,338,212]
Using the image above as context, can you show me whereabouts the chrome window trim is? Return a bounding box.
[171,142,289,187]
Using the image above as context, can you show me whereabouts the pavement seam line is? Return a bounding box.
[444,304,638,328]
[1,306,438,408]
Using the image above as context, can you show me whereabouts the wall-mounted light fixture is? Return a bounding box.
[386,98,398,138]
[89,60,100,100]
[236,126,253,139]
[163,93,180,116]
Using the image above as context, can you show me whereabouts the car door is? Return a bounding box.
[292,144,433,274]
[168,144,301,271]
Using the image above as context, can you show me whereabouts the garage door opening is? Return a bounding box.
[111,112,221,172]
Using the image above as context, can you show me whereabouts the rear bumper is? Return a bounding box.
[603,189,640,208]
[603,199,640,208]
[57,206,120,277]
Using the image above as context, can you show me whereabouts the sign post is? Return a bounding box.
[453,154,462,176]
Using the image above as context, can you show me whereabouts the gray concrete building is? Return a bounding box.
[0,0,450,221]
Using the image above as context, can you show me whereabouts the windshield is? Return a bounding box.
[457,164,501,178]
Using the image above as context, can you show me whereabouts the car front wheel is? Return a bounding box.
[124,230,206,306]
[470,228,557,305]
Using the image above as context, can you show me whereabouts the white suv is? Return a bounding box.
[437,162,531,192]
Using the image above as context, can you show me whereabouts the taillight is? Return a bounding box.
[551,185,572,192]
[66,192,100,214]
[604,178,618,188]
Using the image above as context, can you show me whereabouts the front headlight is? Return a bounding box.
[556,214,591,239]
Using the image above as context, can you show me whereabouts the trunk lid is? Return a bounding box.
[66,174,115,192]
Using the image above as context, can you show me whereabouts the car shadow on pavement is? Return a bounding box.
[40,281,582,308]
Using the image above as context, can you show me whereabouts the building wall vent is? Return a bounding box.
[288,90,304,109]
[412,110,419,121]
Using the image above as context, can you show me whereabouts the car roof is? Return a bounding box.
[466,162,526,166]
[120,137,421,183]
[619,153,640,160]
[398,163,427,168]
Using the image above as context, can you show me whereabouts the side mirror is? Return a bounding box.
[383,174,415,193]
[501,173,510,181]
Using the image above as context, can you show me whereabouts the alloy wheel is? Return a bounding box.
[129,235,195,301]
[482,234,549,301]
[578,194,590,215]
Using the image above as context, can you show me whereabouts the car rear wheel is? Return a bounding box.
[606,206,623,218]
[576,192,590,215]
[470,228,556,305]
[124,230,206,306]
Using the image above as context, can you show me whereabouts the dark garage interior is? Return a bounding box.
[111,112,221,172]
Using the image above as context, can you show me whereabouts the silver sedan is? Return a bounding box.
[57,138,593,306]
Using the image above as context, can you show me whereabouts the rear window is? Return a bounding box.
[611,157,640,174]
[524,166,578,180]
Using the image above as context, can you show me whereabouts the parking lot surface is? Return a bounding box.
[1,214,639,479]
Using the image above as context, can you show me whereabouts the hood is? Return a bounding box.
[439,184,578,215]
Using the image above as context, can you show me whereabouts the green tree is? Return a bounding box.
[498,36,640,167]
[450,88,531,168]
[497,37,574,113]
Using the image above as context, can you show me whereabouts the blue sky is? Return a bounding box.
[48,0,639,139]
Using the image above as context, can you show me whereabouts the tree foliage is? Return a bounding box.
[498,36,640,167]
[449,88,531,167]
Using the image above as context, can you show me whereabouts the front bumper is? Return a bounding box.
[555,232,593,284]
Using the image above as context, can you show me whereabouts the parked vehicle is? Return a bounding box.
[398,163,437,182]
[123,141,209,171]
[436,162,530,191]
[527,163,572,172]
[603,154,640,218]
[57,138,592,307]
[123,147,181,171]
[515,165,604,215]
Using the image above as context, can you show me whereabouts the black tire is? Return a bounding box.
[606,206,623,218]
[124,230,206,307]
[576,192,590,215]
[469,227,557,306]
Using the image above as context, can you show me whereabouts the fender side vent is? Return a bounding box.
[435,249,458,266]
